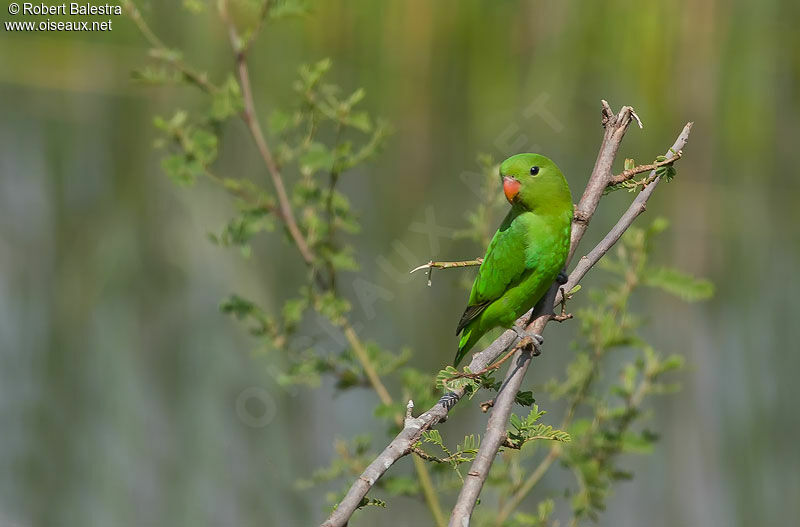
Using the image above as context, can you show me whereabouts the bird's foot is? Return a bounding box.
[556,270,569,285]
[512,325,544,356]
[552,282,574,323]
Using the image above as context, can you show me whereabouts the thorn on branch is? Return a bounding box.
[630,109,644,129]
[409,258,484,287]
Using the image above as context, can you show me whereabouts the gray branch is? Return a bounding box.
[320,104,692,527]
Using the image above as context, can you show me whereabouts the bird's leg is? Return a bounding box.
[553,282,575,323]
[556,270,569,285]
[512,324,544,356]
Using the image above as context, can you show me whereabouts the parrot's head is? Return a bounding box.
[499,153,572,213]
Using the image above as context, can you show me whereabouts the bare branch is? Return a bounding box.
[410,258,484,274]
[342,322,394,407]
[321,102,691,527]
[410,258,484,287]
[569,100,637,261]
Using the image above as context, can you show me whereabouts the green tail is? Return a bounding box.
[454,327,478,367]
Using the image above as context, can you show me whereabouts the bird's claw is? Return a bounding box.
[556,271,568,285]
[512,325,544,356]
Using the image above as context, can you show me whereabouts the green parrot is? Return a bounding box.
[454,153,573,366]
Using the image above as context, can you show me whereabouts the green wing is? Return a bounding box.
[456,214,529,334]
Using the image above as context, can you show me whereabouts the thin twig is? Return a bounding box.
[122,1,218,94]
[607,151,682,186]
[444,336,534,383]
[240,0,272,55]
[342,322,393,407]
[410,258,484,287]
[220,2,317,268]
[410,258,484,274]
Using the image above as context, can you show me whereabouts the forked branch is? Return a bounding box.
[449,120,692,525]
[321,103,692,527]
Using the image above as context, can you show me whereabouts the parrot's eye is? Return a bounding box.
[530,166,540,176]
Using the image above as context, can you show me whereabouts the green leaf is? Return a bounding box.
[161,154,196,186]
[298,59,332,91]
[657,354,685,374]
[269,0,310,19]
[190,128,218,164]
[210,74,244,121]
[300,142,334,174]
[515,390,535,407]
[346,111,372,132]
[182,0,206,13]
[568,284,582,295]
[355,496,386,510]
[643,266,714,301]
[328,247,359,272]
[268,109,293,135]
[314,291,351,324]
[436,366,479,394]
[282,297,308,327]
[421,429,445,449]
[219,294,258,319]
[647,216,670,235]
[655,163,677,182]
[506,405,571,448]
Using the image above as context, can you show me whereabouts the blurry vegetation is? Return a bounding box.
[123,1,713,525]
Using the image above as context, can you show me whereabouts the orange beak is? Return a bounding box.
[503,176,521,203]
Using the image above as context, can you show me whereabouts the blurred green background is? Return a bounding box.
[1,0,799,526]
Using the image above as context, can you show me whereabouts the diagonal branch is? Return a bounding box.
[321,100,690,527]
[448,121,692,526]
[568,101,637,262]
[219,0,316,267]
[122,1,218,94]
